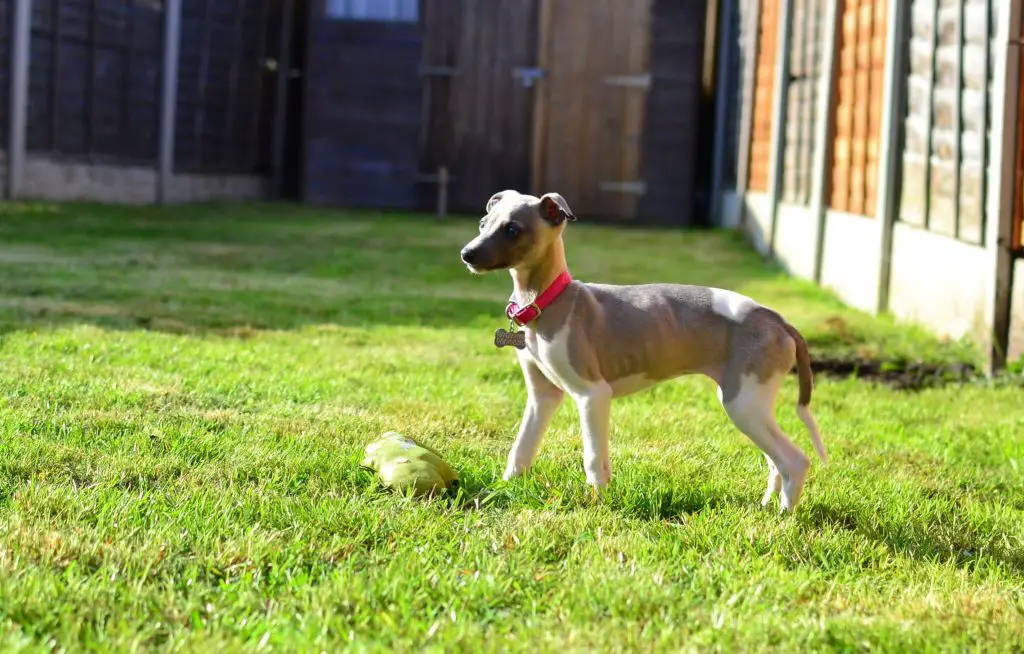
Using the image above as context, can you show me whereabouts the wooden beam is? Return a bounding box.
[529,0,554,195]
[157,0,183,204]
[810,0,842,282]
[766,0,794,254]
[6,0,32,199]
[271,0,295,199]
[875,0,910,313]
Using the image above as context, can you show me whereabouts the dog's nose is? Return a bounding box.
[461,248,478,264]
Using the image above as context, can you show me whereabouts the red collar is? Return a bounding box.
[505,270,573,326]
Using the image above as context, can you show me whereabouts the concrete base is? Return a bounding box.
[819,210,883,314]
[0,153,268,204]
[719,190,741,229]
[773,203,818,281]
[889,222,992,347]
[741,192,773,256]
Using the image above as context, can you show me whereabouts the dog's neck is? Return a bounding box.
[510,239,567,306]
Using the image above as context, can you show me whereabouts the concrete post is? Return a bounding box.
[733,0,762,228]
[874,0,911,313]
[7,0,32,200]
[708,0,735,225]
[157,0,183,205]
[766,0,794,255]
[987,0,1022,373]
[809,0,842,283]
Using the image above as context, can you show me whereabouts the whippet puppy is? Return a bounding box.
[460,190,827,512]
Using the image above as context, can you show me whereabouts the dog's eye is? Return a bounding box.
[505,222,520,237]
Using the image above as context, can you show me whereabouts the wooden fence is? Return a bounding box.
[712,0,1024,371]
[1,0,280,199]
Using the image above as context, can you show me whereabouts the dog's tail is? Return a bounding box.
[783,323,828,464]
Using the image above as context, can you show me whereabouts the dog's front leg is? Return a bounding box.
[504,358,564,480]
[575,384,612,489]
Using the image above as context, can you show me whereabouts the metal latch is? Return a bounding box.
[513,67,546,88]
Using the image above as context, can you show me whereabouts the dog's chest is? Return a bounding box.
[520,324,596,395]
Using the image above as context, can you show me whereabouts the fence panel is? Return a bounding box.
[828,0,887,216]
[175,0,275,175]
[900,0,995,245]
[748,0,778,193]
[782,0,827,205]
[24,0,163,163]
[0,0,11,149]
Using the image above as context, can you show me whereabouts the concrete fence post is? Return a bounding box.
[709,0,735,224]
[157,0,183,205]
[987,0,1022,373]
[766,0,794,256]
[874,0,911,313]
[809,0,842,283]
[733,0,763,229]
[6,0,32,200]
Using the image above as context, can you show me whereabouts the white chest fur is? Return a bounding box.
[518,323,598,398]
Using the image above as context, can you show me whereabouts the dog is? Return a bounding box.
[460,190,827,512]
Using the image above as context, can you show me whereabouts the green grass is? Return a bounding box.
[0,201,1021,652]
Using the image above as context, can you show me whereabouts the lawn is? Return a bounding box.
[0,201,1021,652]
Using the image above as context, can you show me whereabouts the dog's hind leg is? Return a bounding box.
[762,453,782,506]
[720,372,810,512]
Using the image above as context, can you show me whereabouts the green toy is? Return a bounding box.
[360,431,459,497]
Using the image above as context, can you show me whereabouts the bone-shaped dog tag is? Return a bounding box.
[494,328,526,350]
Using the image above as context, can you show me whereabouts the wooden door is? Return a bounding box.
[302,2,422,208]
[530,0,653,221]
[420,0,539,214]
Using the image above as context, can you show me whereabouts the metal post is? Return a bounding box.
[271,0,295,199]
[157,0,183,205]
[7,0,32,200]
[766,0,794,255]
[809,0,842,282]
[988,0,1022,373]
[875,0,911,313]
[733,0,762,228]
[708,0,735,225]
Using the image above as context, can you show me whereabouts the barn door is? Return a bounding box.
[530,0,652,221]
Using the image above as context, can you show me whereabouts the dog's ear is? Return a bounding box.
[485,192,504,213]
[538,193,576,225]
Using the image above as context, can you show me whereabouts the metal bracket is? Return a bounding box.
[600,181,647,195]
[513,67,546,88]
[603,73,651,89]
[420,65,459,77]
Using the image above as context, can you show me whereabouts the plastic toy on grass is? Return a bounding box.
[360,431,459,497]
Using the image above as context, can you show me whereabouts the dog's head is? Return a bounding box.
[460,190,575,274]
